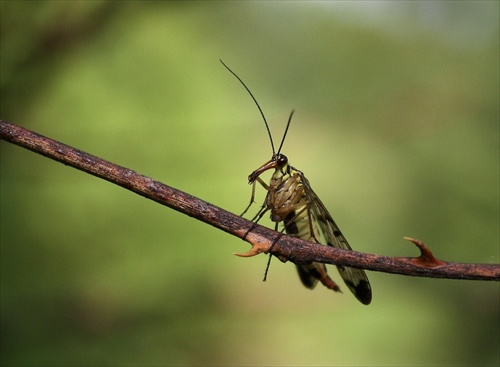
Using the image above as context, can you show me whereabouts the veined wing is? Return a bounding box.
[300,173,372,305]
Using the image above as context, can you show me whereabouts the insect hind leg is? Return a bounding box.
[263,223,285,282]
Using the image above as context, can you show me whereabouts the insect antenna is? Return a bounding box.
[220,59,276,154]
[276,110,295,155]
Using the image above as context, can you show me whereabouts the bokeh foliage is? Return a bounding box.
[1,1,498,366]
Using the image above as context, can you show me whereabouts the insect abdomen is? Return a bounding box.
[284,205,319,241]
[284,205,342,292]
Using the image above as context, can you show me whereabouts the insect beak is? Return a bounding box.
[248,159,279,184]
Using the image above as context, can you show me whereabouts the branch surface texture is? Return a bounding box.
[1,120,499,281]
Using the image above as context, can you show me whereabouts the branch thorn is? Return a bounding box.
[404,237,446,268]
[234,239,269,257]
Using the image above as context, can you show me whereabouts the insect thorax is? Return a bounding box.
[267,166,307,223]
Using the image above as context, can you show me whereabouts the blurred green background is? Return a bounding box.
[1,1,498,366]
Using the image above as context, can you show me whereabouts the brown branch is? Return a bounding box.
[1,119,499,282]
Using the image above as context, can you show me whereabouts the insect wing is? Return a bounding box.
[301,173,372,305]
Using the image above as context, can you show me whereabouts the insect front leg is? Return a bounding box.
[241,181,257,217]
[240,177,270,217]
[242,178,272,239]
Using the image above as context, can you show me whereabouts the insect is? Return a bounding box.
[221,60,372,305]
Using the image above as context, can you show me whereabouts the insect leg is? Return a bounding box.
[262,222,280,282]
[240,181,257,217]
[241,177,270,217]
[242,180,271,239]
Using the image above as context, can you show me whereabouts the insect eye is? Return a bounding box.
[277,154,288,165]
